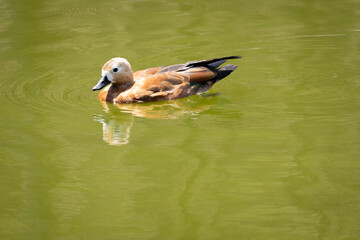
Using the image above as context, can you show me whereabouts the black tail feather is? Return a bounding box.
[212,64,238,83]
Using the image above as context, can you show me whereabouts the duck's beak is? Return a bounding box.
[93,75,111,91]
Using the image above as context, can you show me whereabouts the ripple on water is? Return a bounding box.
[0,59,97,116]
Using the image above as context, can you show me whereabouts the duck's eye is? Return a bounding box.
[112,68,118,73]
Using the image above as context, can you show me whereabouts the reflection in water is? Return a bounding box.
[94,95,217,145]
[94,114,133,146]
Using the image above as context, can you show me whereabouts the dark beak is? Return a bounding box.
[92,76,111,91]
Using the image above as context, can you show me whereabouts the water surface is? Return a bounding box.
[0,0,360,239]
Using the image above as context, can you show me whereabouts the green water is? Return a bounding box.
[1,0,360,239]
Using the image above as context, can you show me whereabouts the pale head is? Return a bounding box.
[93,57,134,91]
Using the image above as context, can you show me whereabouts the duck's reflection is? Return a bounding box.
[94,95,219,146]
[94,114,133,146]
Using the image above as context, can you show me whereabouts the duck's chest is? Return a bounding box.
[105,84,134,102]
[106,87,121,102]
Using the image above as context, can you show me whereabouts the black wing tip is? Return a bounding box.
[223,55,242,59]
[212,56,242,61]
[185,55,242,68]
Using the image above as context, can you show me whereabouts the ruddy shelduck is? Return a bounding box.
[93,56,241,103]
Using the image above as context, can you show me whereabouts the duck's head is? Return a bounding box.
[93,57,134,91]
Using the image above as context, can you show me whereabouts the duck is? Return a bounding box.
[92,56,241,103]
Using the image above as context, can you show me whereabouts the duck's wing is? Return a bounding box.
[133,56,241,83]
[117,56,241,102]
[133,64,186,78]
[116,68,216,103]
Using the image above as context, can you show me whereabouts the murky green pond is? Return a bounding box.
[1,0,360,239]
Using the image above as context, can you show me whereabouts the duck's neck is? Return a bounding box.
[106,81,135,102]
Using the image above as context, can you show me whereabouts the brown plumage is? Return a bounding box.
[92,56,241,103]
